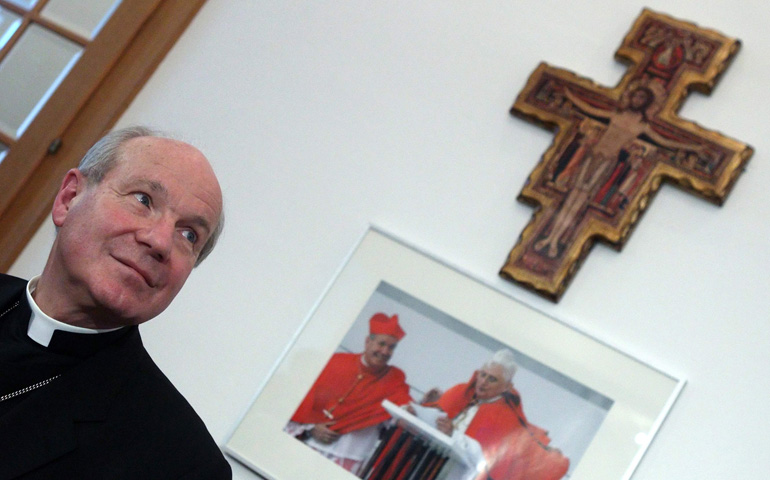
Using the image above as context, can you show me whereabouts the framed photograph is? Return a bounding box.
[226,226,683,480]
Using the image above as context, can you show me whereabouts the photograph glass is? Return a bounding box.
[226,227,683,480]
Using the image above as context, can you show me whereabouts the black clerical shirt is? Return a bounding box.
[0,293,129,418]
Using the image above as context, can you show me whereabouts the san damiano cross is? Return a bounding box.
[500,9,753,301]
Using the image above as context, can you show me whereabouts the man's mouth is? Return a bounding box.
[115,257,155,287]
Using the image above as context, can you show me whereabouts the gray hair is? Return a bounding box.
[78,126,224,266]
[484,349,518,383]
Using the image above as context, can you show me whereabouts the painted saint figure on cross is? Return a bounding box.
[534,80,705,259]
[500,9,753,301]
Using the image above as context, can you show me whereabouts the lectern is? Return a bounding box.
[358,400,483,480]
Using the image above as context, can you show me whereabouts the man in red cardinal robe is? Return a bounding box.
[285,312,412,474]
[430,349,570,480]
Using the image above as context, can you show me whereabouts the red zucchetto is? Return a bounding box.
[368,313,405,340]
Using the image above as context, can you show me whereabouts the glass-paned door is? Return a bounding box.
[0,0,120,145]
[0,0,158,214]
[40,0,121,40]
[0,0,204,273]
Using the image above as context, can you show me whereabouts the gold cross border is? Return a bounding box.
[500,8,753,301]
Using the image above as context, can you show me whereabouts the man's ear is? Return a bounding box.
[51,169,86,227]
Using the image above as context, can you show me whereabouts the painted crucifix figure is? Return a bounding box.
[500,9,753,301]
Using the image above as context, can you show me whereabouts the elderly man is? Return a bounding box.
[429,349,569,480]
[286,313,412,474]
[0,127,231,478]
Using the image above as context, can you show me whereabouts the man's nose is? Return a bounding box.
[136,217,174,262]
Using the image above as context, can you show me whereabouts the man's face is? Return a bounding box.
[474,363,511,401]
[363,334,399,370]
[629,89,651,111]
[47,137,222,328]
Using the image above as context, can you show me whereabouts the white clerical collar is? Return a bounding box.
[478,394,503,404]
[26,276,123,347]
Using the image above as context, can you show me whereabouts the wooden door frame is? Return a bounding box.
[0,0,207,272]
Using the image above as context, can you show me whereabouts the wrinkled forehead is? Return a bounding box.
[480,363,508,379]
[115,137,223,222]
[125,137,220,191]
[123,137,210,169]
[367,334,399,347]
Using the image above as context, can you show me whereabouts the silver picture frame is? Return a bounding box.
[226,226,684,479]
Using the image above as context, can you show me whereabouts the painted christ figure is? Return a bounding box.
[534,85,704,258]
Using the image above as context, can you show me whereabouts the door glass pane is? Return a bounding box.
[0,7,22,49]
[0,24,82,139]
[41,0,121,40]
[5,0,37,9]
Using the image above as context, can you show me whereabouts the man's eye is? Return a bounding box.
[181,229,198,244]
[133,193,151,207]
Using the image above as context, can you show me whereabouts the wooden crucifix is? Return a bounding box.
[500,8,753,302]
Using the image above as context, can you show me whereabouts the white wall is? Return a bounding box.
[9,0,770,478]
